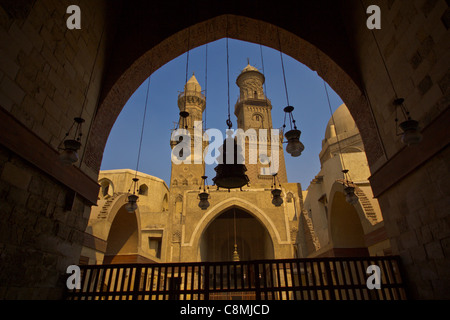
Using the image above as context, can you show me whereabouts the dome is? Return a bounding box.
[324,104,357,140]
[241,63,260,73]
[236,63,265,87]
[185,73,201,92]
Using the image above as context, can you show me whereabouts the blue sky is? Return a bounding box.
[100,38,343,189]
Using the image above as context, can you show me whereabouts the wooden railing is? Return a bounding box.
[65,256,408,300]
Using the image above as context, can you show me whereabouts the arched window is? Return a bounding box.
[162,194,168,212]
[99,179,114,198]
[138,184,148,196]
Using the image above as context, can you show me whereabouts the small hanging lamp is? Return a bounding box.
[283,106,305,157]
[126,177,139,213]
[174,111,190,161]
[277,28,304,158]
[198,175,210,210]
[342,169,358,205]
[126,74,151,213]
[271,173,283,206]
[321,78,358,206]
[232,244,240,262]
[232,208,240,262]
[59,117,85,165]
[394,98,422,146]
[365,12,422,148]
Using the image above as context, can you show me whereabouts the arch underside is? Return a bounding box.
[84,12,384,175]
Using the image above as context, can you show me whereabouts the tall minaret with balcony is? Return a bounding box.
[234,63,288,185]
[169,74,206,190]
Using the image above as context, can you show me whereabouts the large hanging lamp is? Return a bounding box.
[212,130,249,190]
[212,22,249,191]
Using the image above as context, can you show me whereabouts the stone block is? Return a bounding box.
[0,50,19,79]
[431,278,450,299]
[417,224,434,245]
[434,254,450,277]
[399,230,419,249]
[0,74,25,106]
[425,240,445,259]
[409,50,423,70]
[421,0,439,17]
[410,244,427,263]
[437,67,450,94]
[0,89,14,112]
[26,194,47,215]
[1,162,32,190]
[441,8,450,30]
[418,74,433,95]
[418,260,438,281]
[8,21,33,55]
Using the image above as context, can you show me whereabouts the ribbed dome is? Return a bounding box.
[324,104,357,140]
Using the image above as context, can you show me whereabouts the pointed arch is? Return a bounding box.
[85,14,384,174]
[187,197,289,253]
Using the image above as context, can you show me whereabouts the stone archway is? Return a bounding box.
[328,188,368,257]
[104,204,140,264]
[184,197,292,261]
[84,14,384,176]
[199,207,275,262]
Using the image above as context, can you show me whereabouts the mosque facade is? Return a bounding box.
[80,64,390,265]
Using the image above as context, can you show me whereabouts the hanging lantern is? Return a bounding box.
[59,117,85,165]
[198,176,210,210]
[285,128,304,157]
[125,178,139,213]
[232,244,240,262]
[399,119,422,146]
[283,106,304,157]
[344,185,358,205]
[212,129,249,190]
[342,170,358,205]
[394,98,422,146]
[271,173,283,206]
[173,111,191,161]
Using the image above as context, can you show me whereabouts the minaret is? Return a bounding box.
[234,63,288,185]
[169,74,206,189]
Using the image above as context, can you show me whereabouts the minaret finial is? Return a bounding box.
[247,57,250,65]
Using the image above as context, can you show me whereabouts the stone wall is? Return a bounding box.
[340,0,450,298]
[0,0,109,180]
[0,145,90,299]
[378,146,450,299]
[0,0,109,299]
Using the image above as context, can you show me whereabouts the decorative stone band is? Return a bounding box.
[0,106,100,205]
[369,107,450,198]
